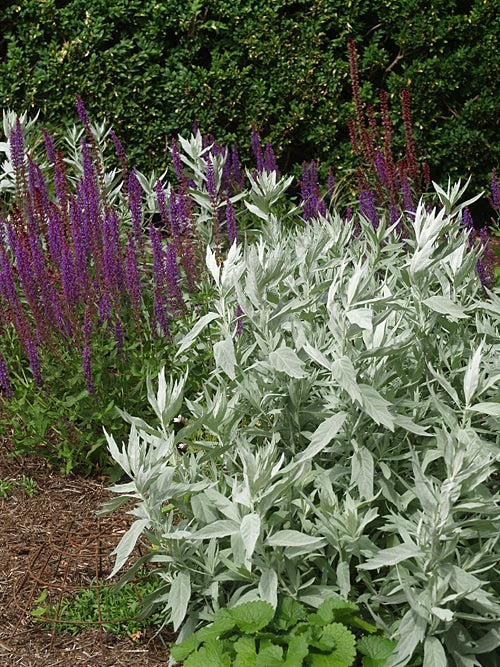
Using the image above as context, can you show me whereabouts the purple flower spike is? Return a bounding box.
[165,242,184,316]
[206,157,218,208]
[0,352,13,397]
[327,168,335,203]
[491,168,500,212]
[171,138,186,186]
[110,129,128,186]
[264,142,279,175]
[359,187,379,229]
[225,196,239,247]
[231,143,245,191]
[251,124,264,172]
[476,226,495,289]
[42,128,56,165]
[26,337,43,386]
[75,94,91,132]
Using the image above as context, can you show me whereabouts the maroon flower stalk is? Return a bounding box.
[348,39,366,145]
[380,90,398,197]
[401,89,419,187]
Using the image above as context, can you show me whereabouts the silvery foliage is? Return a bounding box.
[0,109,41,192]
[103,181,499,664]
[0,108,123,202]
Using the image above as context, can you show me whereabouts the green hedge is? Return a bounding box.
[0,0,498,200]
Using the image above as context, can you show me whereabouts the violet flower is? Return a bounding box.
[225,196,239,247]
[231,143,245,192]
[42,128,56,165]
[0,352,13,398]
[359,187,379,229]
[165,242,184,316]
[251,124,264,172]
[491,168,500,212]
[26,336,43,386]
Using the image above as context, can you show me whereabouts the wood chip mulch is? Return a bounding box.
[0,435,174,667]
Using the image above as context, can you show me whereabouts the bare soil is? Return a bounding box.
[0,435,174,667]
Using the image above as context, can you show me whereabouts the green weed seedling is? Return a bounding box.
[170,597,396,666]
[0,476,37,498]
[31,574,163,638]
[0,478,15,498]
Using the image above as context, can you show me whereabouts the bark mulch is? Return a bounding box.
[0,435,174,667]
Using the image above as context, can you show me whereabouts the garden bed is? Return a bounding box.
[0,435,173,666]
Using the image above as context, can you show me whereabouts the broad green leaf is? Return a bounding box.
[423,296,468,319]
[275,597,306,631]
[240,513,261,559]
[183,638,229,667]
[176,311,220,357]
[309,623,356,666]
[214,336,237,380]
[283,635,309,666]
[357,635,396,663]
[230,601,274,633]
[170,571,191,631]
[358,542,424,570]
[234,636,257,666]
[423,636,447,667]
[256,644,284,667]
[268,346,308,378]
[296,412,347,464]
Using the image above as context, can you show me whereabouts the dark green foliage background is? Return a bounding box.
[0,0,498,198]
